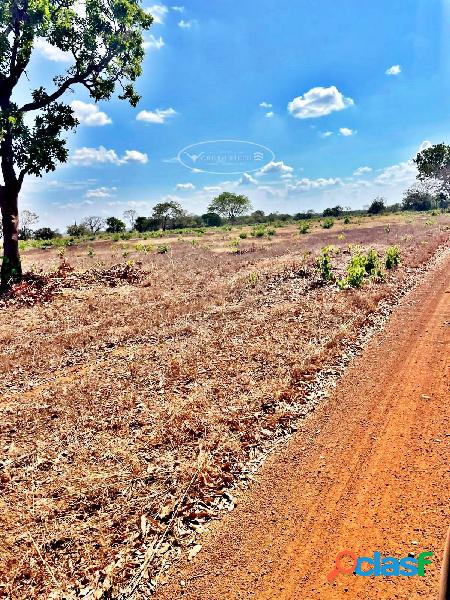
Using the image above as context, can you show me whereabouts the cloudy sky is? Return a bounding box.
[18,0,450,228]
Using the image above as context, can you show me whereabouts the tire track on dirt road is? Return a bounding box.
[157,249,450,600]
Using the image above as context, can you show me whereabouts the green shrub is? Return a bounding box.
[365,248,384,280]
[317,246,334,281]
[385,246,401,269]
[321,218,334,229]
[343,216,351,224]
[266,227,276,236]
[251,225,266,238]
[298,221,310,234]
[239,232,248,239]
[157,244,170,254]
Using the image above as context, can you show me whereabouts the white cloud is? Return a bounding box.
[203,186,222,193]
[288,86,354,119]
[136,107,177,124]
[71,100,112,126]
[178,19,196,28]
[287,177,343,192]
[374,161,416,186]
[122,150,149,164]
[85,186,117,199]
[146,4,168,24]
[339,127,356,137]
[143,35,165,50]
[72,146,148,166]
[172,5,184,12]
[238,173,258,186]
[258,160,294,175]
[35,38,72,62]
[354,166,372,176]
[175,182,195,190]
[385,64,401,76]
[259,101,272,108]
[320,131,333,138]
[265,111,275,118]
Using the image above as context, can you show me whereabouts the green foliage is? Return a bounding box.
[414,143,450,197]
[338,253,367,289]
[34,226,58,240]
[152,201,184,231]
[364,248,384,280]
[368,197,386,214]
[157,244,169,254]
[239,232,248,239]
[67,223,89,237]
[317,246,334,281]
[247,272,260,287]
[0,0,152,180]
[323,206,343,217]
[343,216,351,224]
[0,0,152,287]
[134,243,149,253]
[298,221,310,234]
[321,218,334,229]
[208,192,252,222]
[87,246,95,258]
[385,246,401,269]
[105,217,126,233]
[251,225,266,238]
[266,227,276,236]
[201,212,222,227]
[402,187,435,211]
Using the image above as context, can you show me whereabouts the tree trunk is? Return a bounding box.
[0,184,22,289]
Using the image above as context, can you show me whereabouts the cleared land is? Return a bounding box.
[0,213,449,598]
[157,232,450,600]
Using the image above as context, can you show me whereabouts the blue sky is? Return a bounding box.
[19,0,449,228]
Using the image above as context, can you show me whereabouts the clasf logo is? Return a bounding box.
[328,550,433,582]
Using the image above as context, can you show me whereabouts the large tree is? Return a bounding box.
[152,200,184,231]
[414,143,450,197]
[0,0,153,288]
[208,192,251,223]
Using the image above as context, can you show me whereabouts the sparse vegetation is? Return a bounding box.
[385,245,401,269]
[0,214,448,597]
[321,218,335,229]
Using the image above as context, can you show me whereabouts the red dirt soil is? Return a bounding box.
[157,250,450,600]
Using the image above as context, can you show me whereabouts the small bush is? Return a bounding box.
[317,246,334,281]
[365,248,384,280]
[298,221,310,234]
[266,227,276,237]
[251,225,266,238]
[157,244,170,254]
[338,253,367,289]
[343,216,351,224]
[239,232,248,239]
[385,246,401,269]
[321,218,334,229]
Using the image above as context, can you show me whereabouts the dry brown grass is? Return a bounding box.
[0,213,449,598]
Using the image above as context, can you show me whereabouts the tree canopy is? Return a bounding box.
[0,0,153,287]
[414,143,450,196]
[208,192,252,222]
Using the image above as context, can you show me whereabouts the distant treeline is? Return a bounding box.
[6,189,449,242]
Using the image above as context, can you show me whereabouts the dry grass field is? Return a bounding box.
[0,213,449,598]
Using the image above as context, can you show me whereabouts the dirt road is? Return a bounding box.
[157,251,450,599]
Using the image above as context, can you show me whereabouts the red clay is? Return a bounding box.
[157,250,450,600]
